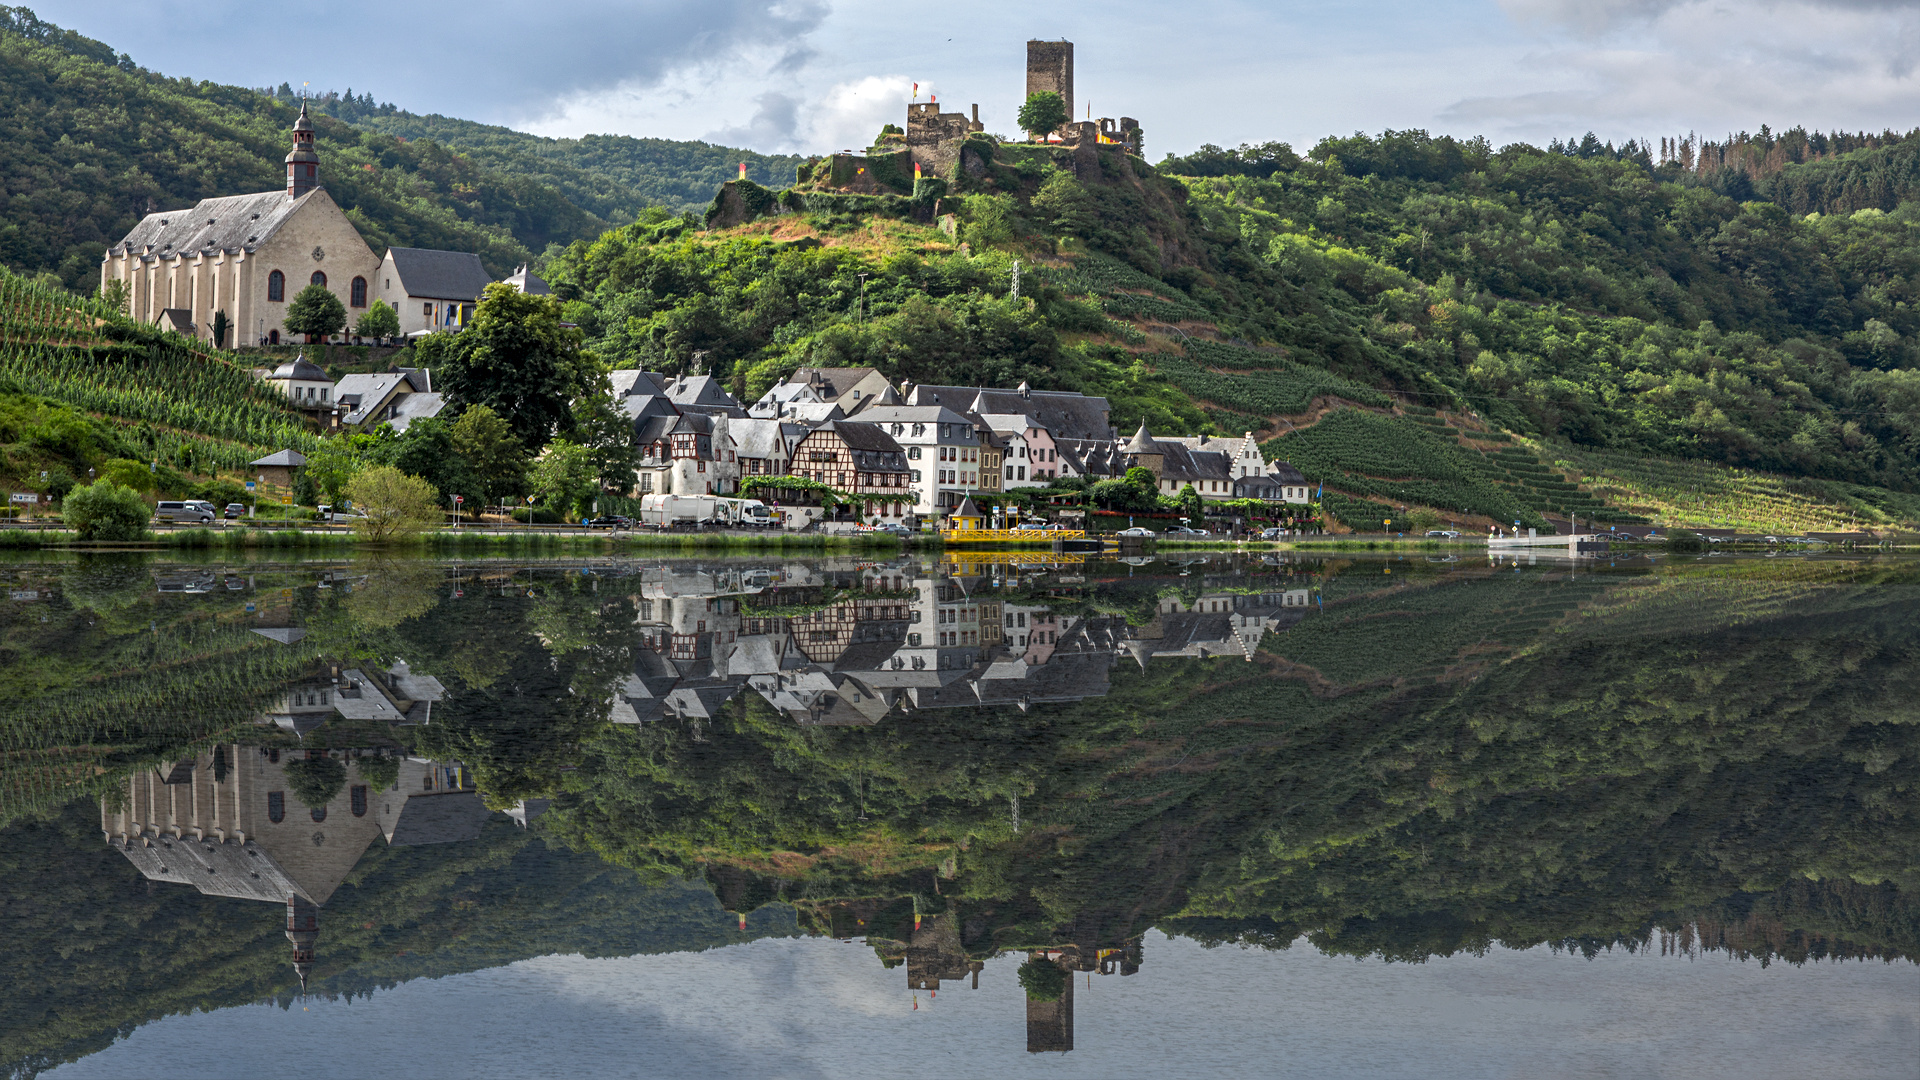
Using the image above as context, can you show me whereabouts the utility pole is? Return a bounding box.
[1010,260,1021,301]
[856,272,869,322]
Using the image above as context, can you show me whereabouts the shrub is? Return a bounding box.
[1017,958,1066,1001]
[62,480,148,540]
[346,465,440,542]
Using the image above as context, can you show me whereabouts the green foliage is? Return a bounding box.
[282,755,347,809]
[354,299,400,340]
[209,310,229,349]
[61,479,147,539]
[284,284,347,341]
[421,284,593,449]
[1030,171,1095,236]
[1017,957,1066,1000]
[449,405,530,506]
[529,439,598,520]
[345,464,440,541]
[1016,92,1068,139]
[355,754,399,792]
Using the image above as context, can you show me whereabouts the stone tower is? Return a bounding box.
[286,894,319,992]
[286,102,320,198]
[1026,40,1074,128]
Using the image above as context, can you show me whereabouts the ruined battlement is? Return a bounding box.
[906,101,985,176]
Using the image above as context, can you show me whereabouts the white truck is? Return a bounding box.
[638,494,775,529]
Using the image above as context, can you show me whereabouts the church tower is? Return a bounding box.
[286,102,320,198]
[286,894,319,992]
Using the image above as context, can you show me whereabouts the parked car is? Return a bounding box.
[1164,525,1210,537]
[874,522,913,536]
[153,501,214,524]
[1044,523,1076,531]
[223,503,246,520]
[315,504,367,525]
[1258,527,1283,540]
[1117,527,1156,538]
[1424,529,1461,538]
[585,515,633,529]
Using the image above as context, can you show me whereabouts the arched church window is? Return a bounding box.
[310,805,327,823]
[311,271,327,288]
[267,791,285,823]
[267,270,284,302]
[351,785,368,816]
[350,277,367,307]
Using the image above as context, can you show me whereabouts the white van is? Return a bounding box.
[153,501,214,524]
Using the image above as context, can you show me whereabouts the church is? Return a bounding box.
[100,105,493,347]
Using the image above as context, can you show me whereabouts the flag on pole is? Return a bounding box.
[738,162,747,180]
[912,82,918,102]
[914,161,922,181]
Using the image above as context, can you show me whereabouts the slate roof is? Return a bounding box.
[251,449,308,468]
[387,392,445,433]
[792,366,883,400]
[334,372,429,426]
[110,189,311,257]
[855,405,973,430]
[385,792,494,846]
[158,309,195,334]
[1269,462,1307,485]
[731,418,793,464]
[610,369,669,397]
[385,247,493,301]
[270,354,329,382]
[906,385,1113,441]
[110,834,307,904]
[809,420,906,455]
[665,374,745,415]
[503,265,552,295]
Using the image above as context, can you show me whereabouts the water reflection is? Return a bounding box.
[0,552,1913,1074]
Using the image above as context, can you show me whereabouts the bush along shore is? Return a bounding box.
[0,526,931,552]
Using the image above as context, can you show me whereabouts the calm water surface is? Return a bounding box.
[2,551,1914,1078]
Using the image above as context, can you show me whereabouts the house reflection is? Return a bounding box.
[610,559,1316,727]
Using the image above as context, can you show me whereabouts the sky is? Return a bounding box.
[23,0,1920,158]
[46,931,1920,1080]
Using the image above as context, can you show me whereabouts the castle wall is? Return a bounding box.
[905,104,981,177]
[1026,40,1074,132]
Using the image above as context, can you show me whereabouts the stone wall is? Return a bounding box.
[905,103,983,176]
[1026,40,1074,131]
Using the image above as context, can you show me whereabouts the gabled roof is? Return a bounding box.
[953,494,984,518]
[806,420,906,455]
[666,374,744,415]
[1156,443,1234,483]
[730,418,792,462]
[610,370,669,397]
[334,373,417,426]
[386,792,494,846]
[855,405,973,428]
[388,392,446,433]
[269,354,329,382]
[384,247,493,301]
[111,189,313,257]
[1269,461,1308,485]
[905,384,1113,441]
[503,264,551,295]
[792,366,884,400]
[251,449,307,468]
[158,309,195,334]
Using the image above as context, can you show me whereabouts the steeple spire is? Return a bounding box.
[286,894,319,993]
[286,102,320,198]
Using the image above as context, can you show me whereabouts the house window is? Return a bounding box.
[351,785,368,816]
[267,792,285,822]
[350,277,367,307]
[311,805,327,823]
[423,302,434,319]
[267,270,285,302]
[311,271,327,288]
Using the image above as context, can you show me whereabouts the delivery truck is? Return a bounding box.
[637,494,776,529]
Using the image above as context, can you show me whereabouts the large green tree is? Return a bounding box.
[1017,92,1068,141]
[283,283,347,342]
[450,404,530,508]
[418,283,595,449]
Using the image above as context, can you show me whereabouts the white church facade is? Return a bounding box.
[100,104,490,348]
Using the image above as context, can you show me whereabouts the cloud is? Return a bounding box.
[26,0,833,126]
[1453,0,1920,142]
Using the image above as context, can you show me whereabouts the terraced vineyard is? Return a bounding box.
[0,268,317,473]
[1546,443,1920,533]
[1264,408,1645,531]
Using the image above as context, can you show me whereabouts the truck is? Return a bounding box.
[637,494,776,529]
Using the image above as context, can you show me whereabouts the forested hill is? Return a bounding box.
[318,94,809,223]
[0,9,788,290]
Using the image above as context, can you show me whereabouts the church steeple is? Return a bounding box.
[285,894,319,993]
[286,102,320,198]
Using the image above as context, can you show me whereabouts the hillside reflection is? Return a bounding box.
[1,552,1914,1071]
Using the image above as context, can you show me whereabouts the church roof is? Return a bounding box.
[384,247,493,301]
[111,189,315,258]
[1125,422,1156,453]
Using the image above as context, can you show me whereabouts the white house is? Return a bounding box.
[854,404,982,520]
[375,248,495,337]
